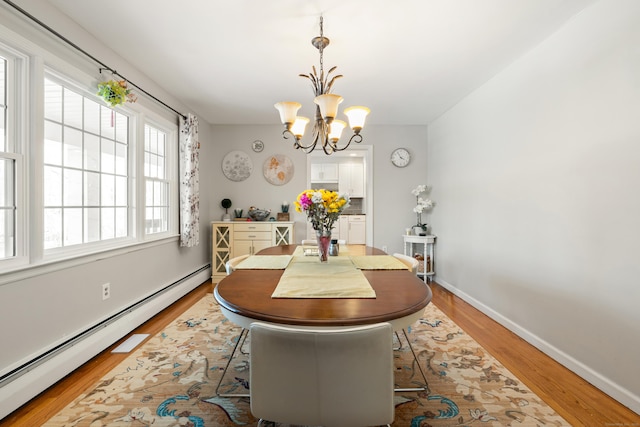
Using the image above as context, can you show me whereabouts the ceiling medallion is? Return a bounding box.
[274,16,370,155]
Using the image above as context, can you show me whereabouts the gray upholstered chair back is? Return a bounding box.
[249,321,394,427]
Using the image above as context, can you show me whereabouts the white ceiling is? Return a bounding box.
[39,0,595,126]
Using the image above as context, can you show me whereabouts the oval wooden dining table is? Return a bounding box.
[214,244,433,331]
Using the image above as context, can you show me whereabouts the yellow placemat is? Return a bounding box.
[349,255,409,270]
[235,255,292,270]
[271,257,376,298]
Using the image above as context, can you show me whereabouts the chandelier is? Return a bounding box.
[274,17,370,155]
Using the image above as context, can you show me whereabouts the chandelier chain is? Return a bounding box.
[318,16,324,77]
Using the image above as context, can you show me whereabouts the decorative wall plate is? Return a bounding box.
[263,154,294,186]
[252,139,264,152]
[222,150,253,182]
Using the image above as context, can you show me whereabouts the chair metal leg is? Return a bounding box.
[394,328,430,393]
[215,328,250,397]
[393,330,403,351]
[239,329,250,355]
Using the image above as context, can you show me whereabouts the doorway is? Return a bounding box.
[306,146,373,245]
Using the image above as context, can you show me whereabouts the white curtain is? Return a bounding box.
[179,114,200,247]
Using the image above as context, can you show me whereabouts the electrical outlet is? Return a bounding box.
[382,245,388,253]
[102,283,111,300]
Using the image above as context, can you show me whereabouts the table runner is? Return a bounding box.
[271,256,376,298]
[234,255,292,270]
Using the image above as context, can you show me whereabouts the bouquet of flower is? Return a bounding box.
[295,189,349,233]
[97,79,137,107]
[412,184,433,231]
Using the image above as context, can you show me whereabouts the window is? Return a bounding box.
[0,48,24,264]
[144,124,169,234]
[43,77,130,249]
[0,26,179,276]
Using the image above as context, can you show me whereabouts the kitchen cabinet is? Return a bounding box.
[306,215,362,244]
[338,216,349,242]
[211,221,294,282]
[347,215,366,244]
[339,163,364,197]
[310,163,338,183]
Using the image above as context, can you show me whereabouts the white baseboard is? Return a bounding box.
[0,267,211,420]
[435,278,640,415]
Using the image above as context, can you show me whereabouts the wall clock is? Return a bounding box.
[252,139,264,152]
[391,148,411,168]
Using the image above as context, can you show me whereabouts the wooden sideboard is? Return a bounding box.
[211,221,294,282]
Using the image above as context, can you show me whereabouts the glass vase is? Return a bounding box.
[316,229,331,262]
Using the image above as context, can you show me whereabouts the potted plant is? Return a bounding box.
[411,185,434,235]
[221,199,232,221]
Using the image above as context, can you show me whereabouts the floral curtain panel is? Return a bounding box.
[179,114,200,247]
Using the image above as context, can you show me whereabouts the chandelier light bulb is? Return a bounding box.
[274,102,302,128]
[314,94,344,122]
[344,106,371,133]
[328,120,346,142]
[291,116,310,139]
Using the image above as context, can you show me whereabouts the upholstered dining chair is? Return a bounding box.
[225,254,250,275]
[216,253,251,397]
[390,253,430,393]
[249,322,395,427]
[392,252,419,273]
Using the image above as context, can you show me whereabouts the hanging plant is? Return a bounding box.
[97,79,137,107]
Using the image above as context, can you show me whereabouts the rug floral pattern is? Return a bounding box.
[45,295,570,426]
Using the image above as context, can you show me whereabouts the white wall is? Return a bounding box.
[428,0,640,411]
[207,124,428,254]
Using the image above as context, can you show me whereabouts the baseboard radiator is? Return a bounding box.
[0,265,211,420]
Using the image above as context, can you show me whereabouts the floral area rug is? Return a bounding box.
[45,294,570,426]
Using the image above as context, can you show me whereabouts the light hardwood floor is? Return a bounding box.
[1,281,638,426]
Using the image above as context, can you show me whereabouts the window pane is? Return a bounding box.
[114,112,127,143]
[44,121,62,166]
[84,133,100,171]
[63,88,82,129]
[0,158,13,207]
[43,165,62,206]
[0,57,5,152]
[101,173,114,206]
[145,180,153,206]
[0,158,15,258]
[63,207,82,246]
[84,207,100,242]
[44,207,62,249]
[44,78,62,122]
[115,142,127,175]
[115,175,127,206]
[84,171,100,206]
[101,138,114,174]
[101,207,114,239]
[63,126,82,168]
[100,107,115,139]
[83,98,100,135]
[63,168,82,206]
[115,207,127,237]
[0,209,14,258]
